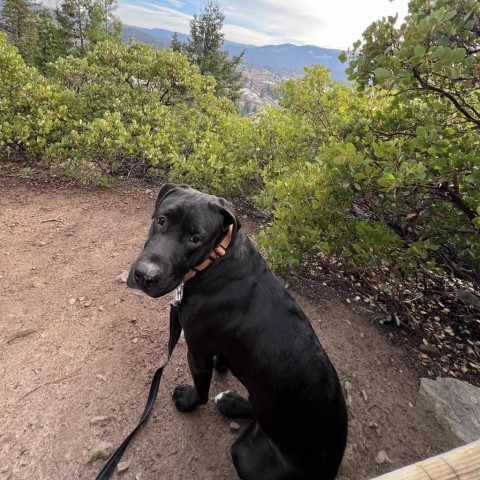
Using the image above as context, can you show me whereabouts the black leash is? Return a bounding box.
[95,297,183,480]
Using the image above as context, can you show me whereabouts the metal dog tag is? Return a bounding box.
[172,283,184,306]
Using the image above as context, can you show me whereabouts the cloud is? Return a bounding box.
[221,0,409,49]
[223,24,286,46]
[118,2,191,32]
[117,0,410,49]
[166,0,183,7]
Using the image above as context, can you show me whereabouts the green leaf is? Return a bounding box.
[451,47,466,62]
[413,46,425,57]
[433,7,445,21]
[338,51,347,63]
[373,67,391,82]
[378,173,395,187]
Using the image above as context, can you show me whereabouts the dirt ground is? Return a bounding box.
[0,174,456,480]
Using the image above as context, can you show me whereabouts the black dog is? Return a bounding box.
[127,184,347,480]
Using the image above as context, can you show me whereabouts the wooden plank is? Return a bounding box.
[371,439,480,480]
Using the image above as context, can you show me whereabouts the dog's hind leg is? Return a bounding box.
[215,391,255,420]
[231,423,300,480]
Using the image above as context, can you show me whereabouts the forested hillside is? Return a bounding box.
[1,0,479,336]
[122,24,348,81]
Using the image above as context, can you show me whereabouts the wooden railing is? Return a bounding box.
[371,439,480,480]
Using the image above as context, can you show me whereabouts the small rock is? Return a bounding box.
[419,344,437,354]
[455,289,480,312]
[344,381,353,406]
[117,459,132,473]
[368,422,382,438]
[79,296,85,301]
[84,300,93,308]
[145,189,152,194]
[131,338,138,344]
[96,374,107,382]
[360,333,366,339]
[98,305,105,312]
[375,450,392,464]
[90,416,110,425]
[361,390,368,402]
[230,422,240,431]
[87,441,113,464]
[31,276,44,288]
[115,271,129,283]
[68,298,76,305]
[419,377,480,443]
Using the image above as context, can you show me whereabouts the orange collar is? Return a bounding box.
[183,224,234,282]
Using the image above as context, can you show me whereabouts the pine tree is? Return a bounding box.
[58,0,91,53]
[56,0,121,55]
[170,31,183,52]
[53,5,75,55]
[34,9,66,72]
[184,1,244,102]
[0,0,38,64]
[86,0,121,46]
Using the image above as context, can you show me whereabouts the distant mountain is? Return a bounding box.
[122,25,189,49]
[121,25,347,82]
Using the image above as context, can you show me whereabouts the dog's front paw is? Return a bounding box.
[215,391,255,419]
[172,385,205,412]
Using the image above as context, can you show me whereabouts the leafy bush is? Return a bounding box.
[254,0,479,310]
[1,0,479,314]
[0,33,75,157]
[0,37,256,192]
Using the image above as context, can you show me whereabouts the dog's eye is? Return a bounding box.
[190,234,201,244]
[157,216,166,226]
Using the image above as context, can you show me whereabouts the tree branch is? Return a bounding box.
[439,181,478,221]
[412,67,480,127]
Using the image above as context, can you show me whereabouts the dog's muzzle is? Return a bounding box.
[128,261,162,290]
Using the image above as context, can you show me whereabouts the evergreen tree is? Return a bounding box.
[34,9,69,72]
[53,4,75,55]
[170,31,183,52]
[58,0,91,53]
[184,1,244,102]
[56,0,121,55]
[86,0,121,46]
[0,0,38,64]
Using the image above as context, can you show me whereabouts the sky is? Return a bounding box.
[116,0,410,50]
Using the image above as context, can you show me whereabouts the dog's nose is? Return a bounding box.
[133,262,162,287]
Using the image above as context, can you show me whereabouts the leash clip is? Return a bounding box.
[172,283,184,306]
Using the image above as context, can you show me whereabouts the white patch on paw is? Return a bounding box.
[215,391,232,404]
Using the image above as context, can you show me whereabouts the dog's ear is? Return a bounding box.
[152,183,190,218]
[212,197,241,236]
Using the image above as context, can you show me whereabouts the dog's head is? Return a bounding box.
[127,183,241,298]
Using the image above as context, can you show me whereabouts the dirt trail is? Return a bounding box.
[0,176,454,480]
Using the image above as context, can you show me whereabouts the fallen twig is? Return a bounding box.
[17,367,82,402]
[41,213,65,223]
